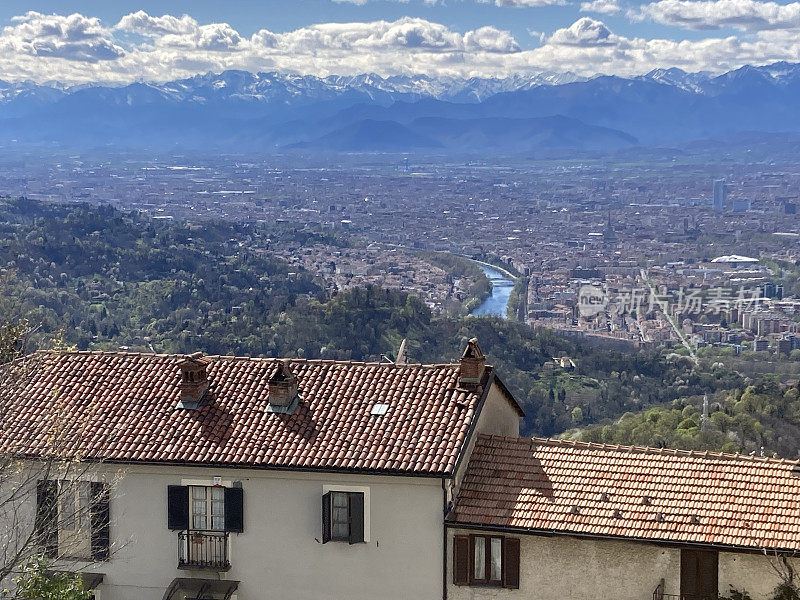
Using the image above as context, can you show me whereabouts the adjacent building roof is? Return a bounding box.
[0,351,506,476]
[710,255,759,264]
[450,435,800,551]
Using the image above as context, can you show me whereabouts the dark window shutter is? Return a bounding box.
[348,492,365,544]
[167,485,189,530]
[35,480,58,558]
[699,550,719,600]
[321,492,331,544]
[453,535,470,585]
[224,487,244,533]
[502,537,521,589]
[90,482,110,560]
[681,550,699,600]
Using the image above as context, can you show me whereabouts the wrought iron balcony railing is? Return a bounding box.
[177,531,230,571]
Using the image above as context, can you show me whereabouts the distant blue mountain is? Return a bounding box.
[292,115,637,152]
[2,62,800,151]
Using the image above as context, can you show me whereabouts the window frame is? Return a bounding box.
[321,484,370,543]
[58,480,94,559]
[168,482,243,534]
[36,479,109,561]
[189,485,226,532]
[330,491,351,542]
[469,534,504,586]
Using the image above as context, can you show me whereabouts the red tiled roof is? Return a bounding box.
[0,351,493,475]
[450,435,800,551]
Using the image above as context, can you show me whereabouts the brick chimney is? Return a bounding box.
[178,352,211,409]
[459,338,486,388]
[268,360,298,410]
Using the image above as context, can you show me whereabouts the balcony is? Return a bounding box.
[177,531,230,571]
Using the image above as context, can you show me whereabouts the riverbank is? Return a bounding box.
[471,259,518,281]
[418,250,492,316]
[470,263,515,318]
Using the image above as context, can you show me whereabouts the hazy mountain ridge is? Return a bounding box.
[293,116,638,152]
[2,62,800,151]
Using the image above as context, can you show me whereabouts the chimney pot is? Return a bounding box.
[269,360,298,409]
[459,338,486,388]
[178,354,211,408]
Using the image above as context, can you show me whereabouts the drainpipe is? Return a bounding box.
[442,477,449,600]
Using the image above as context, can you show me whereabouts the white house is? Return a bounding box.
[0,340,523,600]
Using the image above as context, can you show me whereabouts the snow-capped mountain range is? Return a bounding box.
[2,61,800,151]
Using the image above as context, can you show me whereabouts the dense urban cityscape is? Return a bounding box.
[4,148,800,355]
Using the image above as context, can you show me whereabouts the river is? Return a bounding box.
[470,263,515,319]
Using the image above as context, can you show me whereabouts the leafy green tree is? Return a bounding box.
[13,557,91,600]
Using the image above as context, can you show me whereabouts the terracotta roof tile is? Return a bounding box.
[449,435,800,551]
[0,351,488,475]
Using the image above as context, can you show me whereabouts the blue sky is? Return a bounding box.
[0,0,798,83]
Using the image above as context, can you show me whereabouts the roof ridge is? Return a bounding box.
[33,349,466,369]
[478,434,799,466]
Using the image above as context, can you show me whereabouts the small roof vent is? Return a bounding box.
[371,403,390,417]
[177,353,211,410]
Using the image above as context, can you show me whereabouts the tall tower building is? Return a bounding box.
[713,179,726,211]
[603,212,616,244]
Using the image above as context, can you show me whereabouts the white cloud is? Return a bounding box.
[0,11,123,62]
[581,0,622,15]
[483,0,567,6]
[115,11,197,36]
[1,11,800,83]
[632,0,800,30]
[115,12,243,51]
[524,18,800,75]
[547,17,619,45]
[252,17,520,53]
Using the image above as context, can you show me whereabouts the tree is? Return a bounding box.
[13,557,91,600]
[764,550,800,600]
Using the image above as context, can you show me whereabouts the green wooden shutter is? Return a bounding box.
[167,485,189,530]
[90,482,110,560]
[321,492,331,544]
[224,487,244,533]
[348,492,365,544]
[35,480,58,558]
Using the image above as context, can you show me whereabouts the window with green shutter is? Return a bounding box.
[321,491,365,544]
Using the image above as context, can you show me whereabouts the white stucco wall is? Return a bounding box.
[447,529,797,600]
[719,551,800,599]
[448,529,680,600]
[64,464,445,600]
